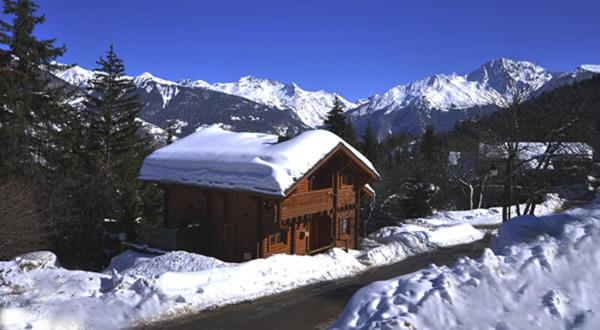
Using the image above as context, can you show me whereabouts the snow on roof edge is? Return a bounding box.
[140,125,379,197]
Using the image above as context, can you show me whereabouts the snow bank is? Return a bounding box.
[0,248,365,329]
[332,197,600,329]
[360,223,484,266]
[2,201,534,329]
[412,194,563,227]
[107,250,232,277]
[139,125,378,196]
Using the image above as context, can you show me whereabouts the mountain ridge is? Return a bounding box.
[55,58,600,140]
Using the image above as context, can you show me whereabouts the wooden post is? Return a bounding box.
[290,219,296,255]
[332,171,339,241]
[355,189,361,249]
[256,197,263,258]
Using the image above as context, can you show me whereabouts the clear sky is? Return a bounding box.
[26,0,600,100]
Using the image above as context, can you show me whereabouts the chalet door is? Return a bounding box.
[309,215,332,252]
[218,223,235,261]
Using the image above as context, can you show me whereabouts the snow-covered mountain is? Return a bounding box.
[347,58,595,138]
[56,66,354,129]
[56,66,309,138]
[533,64,600,97]
[466,58,552,102]
[55,58,599,141]
[197,76,357,128]
[56,65,94,89]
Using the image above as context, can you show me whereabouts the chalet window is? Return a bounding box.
[270,229,287,245]
[309,172,332,191]
[341,218,351,235]
[263,201,274,210]
[341,174,353,186]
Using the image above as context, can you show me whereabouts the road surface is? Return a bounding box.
[140,235,491,330]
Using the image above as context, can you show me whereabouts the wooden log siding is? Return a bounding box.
[151,147,378,261]
[280,188,334,220]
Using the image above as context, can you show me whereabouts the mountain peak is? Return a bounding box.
[134,72,177,86]
[579,64,600,73]
[467,58,551,99]
[55,65,94,88]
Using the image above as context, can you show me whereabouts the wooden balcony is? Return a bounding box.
[280,188,334,219]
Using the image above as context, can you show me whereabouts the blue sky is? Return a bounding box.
[27,0,600,100]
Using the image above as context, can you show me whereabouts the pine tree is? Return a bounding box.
[84,46,152,237]
[0,0,67,177]
[323,96,347,136]
[419,126,445,164]
[361,123,379,163]
[323,96,359,146]
[0,0,98,264]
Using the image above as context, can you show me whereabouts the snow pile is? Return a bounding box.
[151,249,365,311]
[0,248,365,329]
[412,193,563,227]
[332,198,600,329]
[5,201,559,329]
[360,223,484,267]
[110,250,232,277]
[140,125,378,196]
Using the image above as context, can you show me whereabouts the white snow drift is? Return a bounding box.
[0,213,495,329]
[332,197,600,330]
[411,194,563,227]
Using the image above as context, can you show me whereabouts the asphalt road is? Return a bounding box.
[139,235,491,330]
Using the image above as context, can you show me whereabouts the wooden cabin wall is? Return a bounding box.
[164,185,278,262]
[163,185,208,229]
[160,148,375,260]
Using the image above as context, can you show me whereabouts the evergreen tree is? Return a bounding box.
[0,0,98,264]
[323,96,359,146]
[84,46,152,237]
[361,123,379,163]
[342,118,359,147]
[0,0,67,177]
[419,126,445,164]
[323,96,347,136]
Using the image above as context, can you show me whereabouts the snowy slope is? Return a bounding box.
[332,197,600,330]
[466,57,552,102]
[55,67,354,129]
[203,75,357,128]
[534,64,600,96]
[348,58,555,137]
[55,58,599,139]
[4,193,571,329]
[55,65,95,89]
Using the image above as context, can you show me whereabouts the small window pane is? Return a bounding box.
[341,219,350,235]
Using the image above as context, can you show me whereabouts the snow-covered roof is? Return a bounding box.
[140,125,379,196]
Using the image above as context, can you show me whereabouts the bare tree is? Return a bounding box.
[488,87,589,222]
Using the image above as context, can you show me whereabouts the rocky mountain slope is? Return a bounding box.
[55,58,600,141]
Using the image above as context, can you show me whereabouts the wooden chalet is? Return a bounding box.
[139,125,379,262]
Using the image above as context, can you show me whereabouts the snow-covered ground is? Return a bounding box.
[359,223,484,267]
[1,197,566,329]
[0,249,366,329]
[411,194,563,227]
[331,196,600,330]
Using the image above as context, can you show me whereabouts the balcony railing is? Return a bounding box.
[281,188,334,219]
